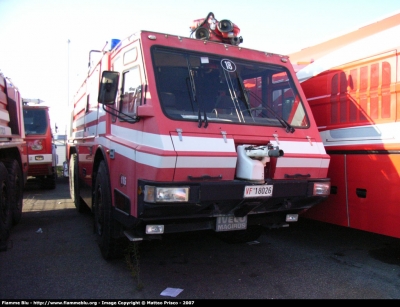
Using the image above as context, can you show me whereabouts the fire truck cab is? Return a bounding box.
[22,99,58,189]
[66,12,331,260]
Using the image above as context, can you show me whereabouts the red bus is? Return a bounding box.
[289,12,400,239]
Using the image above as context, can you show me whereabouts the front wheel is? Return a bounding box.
[93,161,127,260]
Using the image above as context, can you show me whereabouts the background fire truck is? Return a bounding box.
[22,99,58,189]
[289,12,400,239]
[66,12,331,260]
[0,71,28,251]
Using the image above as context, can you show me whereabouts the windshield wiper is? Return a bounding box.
[247,91,295,133]
[187,66,208,128]
[221,69,245,122]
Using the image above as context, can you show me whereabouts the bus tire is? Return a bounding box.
[0,162,12,247]
[94,161,126,260]
[69,153,85,213]
[4,160,23,225]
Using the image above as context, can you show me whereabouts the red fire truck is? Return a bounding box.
[0,71,28,251]
[289,12,400,239]
[66,12,331,260]
[22,99,58,189]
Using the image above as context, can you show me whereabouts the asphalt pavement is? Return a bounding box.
[1,176,400,300]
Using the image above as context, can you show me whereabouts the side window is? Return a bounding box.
[120,66,141,121]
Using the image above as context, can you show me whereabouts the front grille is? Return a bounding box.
[28,164,52,176]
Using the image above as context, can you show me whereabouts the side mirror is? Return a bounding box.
[98,71,119,105]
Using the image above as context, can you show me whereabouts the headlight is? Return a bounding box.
[313,182,331,196]
[31,143,43,150]
[146,225,164,234]
[144,185,190,203]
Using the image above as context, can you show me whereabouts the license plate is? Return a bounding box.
[244,185,273,198]
[216,215,247,232]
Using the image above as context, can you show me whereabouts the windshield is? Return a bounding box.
[23,109,48,135]
[152,47,309,128]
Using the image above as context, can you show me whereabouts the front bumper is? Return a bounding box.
[113,178,330,237]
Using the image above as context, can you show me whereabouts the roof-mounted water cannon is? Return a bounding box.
[236,144,284,182]
[190,12,243,46]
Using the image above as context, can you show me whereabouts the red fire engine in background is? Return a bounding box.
[65,12,331,260]
[22,99,58,190]
[0,71,28,251]
[290,12,400,239]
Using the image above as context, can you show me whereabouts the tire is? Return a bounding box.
[4,160,23,225]
[93,161,126,260]
[216,225,264,244]
[69,153,84,212]
[0,162,12,247]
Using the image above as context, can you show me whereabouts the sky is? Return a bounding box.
[1,0,400,134]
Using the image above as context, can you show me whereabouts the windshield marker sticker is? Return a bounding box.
[221,59,236,72]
